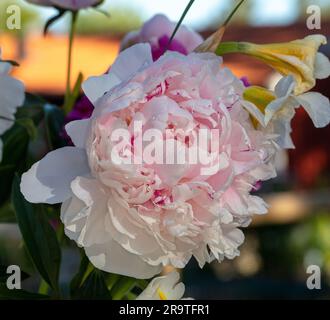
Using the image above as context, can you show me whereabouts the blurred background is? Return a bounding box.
[0,0,330,299]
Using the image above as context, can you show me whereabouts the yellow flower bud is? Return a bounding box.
[243,86,276,127]
[217,35,330,95]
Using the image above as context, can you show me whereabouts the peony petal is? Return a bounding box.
[110,43,153,82]
[85,240,162,279]
[20,147,90,204]
[82,73,121,105]
[314,52,330,79]
[297,92,330,128]
[65,118,91,148]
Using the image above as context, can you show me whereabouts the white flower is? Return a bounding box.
[242,75,330,149]
[26,0,102,10]
[20,44,277,279]
[137,271,189,300]
[0,53,25,161]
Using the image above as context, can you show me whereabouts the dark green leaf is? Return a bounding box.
[11,176,61,293]
[0,284,49,300]
[110,277,138,300]
[0,202,16,223]
[16,93,45,125]
[16,118,38,140]
[0,93,46,205]
[44,104,66,150]
[70,252,93,298]
[72,269,111,300]
[0,125,30,205]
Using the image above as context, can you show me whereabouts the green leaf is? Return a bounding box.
[44,104,66,150]
[70,252,94,298]
[0,202,16,223]
[0,125,30,205]
[16,93,45,124]
[0,284,49,300]
[110,276,138,300]
[64,72,84,115]
[11,176,61,293]
[0,265,30,283]
[72,269,111,300]
[0,93,46,205]
[16,118,38,140]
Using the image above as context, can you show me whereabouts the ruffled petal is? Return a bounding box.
[85,240,162,279]
[65,119,91,148]
[297,92,330,128]
[20,147,90,204]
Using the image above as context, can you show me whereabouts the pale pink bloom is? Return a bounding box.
[21,44,276,279]
[0,51,25,162]
[26,0,101,10]
[121,14,203,61]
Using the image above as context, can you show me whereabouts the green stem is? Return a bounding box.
[63,11,78,115]
[167,0,196,50]
[216,41,249,56]
[223,0,246,27]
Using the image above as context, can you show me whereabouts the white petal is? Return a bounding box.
[264,93,300,126]
[271,111,296,149]
[241,100,265,127]
[85,240,162,279]
[82,73,121,105]
[274,75,295,98]
[20,147,90,204]
[110,43,153,81]
[297,92,330,128]
[0,117,14,136]
[314,52,330,79]
[264,97,288,125]
[247,195,268,215]
[65,118,91,148]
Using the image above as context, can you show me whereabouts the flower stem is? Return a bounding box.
[63,11,78,115]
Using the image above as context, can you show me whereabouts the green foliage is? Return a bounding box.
[11,176,62,295]
[0,284,49,300]
[0,94,46,205]
[43,104,66,150]
[75,7,142,35]
[0,202,16,223]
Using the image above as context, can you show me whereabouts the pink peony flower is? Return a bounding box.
[65,14,203,134]
[121,14,203,61]
[26,0,102,10]
[21,44,277,279]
